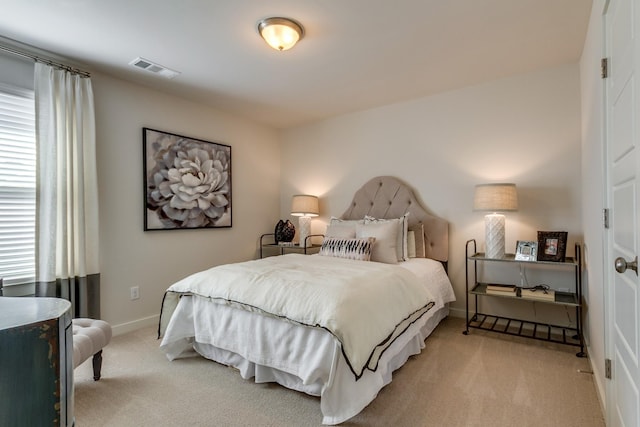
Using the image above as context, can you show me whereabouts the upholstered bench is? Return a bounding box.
[72,318,112,380]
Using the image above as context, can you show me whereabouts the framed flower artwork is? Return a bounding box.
[143,127,232,230]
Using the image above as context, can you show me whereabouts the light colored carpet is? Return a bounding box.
[74,317,604,426]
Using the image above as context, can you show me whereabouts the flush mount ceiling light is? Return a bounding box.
[257,17,304,51]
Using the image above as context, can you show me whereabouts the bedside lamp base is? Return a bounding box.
[298,216,312,248]
[485,213,505,259]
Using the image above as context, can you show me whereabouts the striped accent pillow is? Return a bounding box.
[319,237,375,261]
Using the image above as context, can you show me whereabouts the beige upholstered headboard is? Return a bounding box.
[341,176,449,263]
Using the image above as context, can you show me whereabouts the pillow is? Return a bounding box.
[330,216,364,225]
[325,222,357,239]
[409,223,426,258]
[407,230,416,258]
[356,221,398,264]
[326,216,363,238]
[319,237,375,261]
[364,213,409,261]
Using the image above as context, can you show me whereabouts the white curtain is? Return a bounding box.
[34,62,100,318]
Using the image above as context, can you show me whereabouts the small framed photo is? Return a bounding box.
[515,240,538,261]
[537,231,568,262]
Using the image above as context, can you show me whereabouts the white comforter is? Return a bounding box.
[163,253,436,378]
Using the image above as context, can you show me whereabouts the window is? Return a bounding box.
[0,82,35,286]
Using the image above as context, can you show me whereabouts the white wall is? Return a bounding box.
[579,0,607,411]
[281,64,583,324]
[91,72,282,333]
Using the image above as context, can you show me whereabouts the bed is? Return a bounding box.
[158,176,455,425]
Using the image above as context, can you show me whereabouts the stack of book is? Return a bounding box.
[485,284,517,297]
[521,287,555,301]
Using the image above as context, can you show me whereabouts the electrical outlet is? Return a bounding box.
[130,286,140,300]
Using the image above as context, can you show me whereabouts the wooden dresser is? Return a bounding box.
[0,297,74,427]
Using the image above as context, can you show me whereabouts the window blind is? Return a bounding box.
[0,83,35,286]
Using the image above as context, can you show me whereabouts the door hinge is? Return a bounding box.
[605,358,612,379]
[602,58,609,79]
[603,208,610,229]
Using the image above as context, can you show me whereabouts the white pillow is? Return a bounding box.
[409,223,426,258]
[330,216,364,225]
[325,222,357,238]
[407,230,416,258]
[356,221,398,264]
[364,213,409,261]
[327,216,363,238]
[319,237,375,261]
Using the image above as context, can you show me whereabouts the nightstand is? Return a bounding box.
[259,233,323,258]
[463,239,584,357]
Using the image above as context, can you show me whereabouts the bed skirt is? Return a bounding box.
[160,295,449,425]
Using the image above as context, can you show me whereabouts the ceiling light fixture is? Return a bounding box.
[257,17,304,51]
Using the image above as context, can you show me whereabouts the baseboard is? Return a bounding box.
[571,343,606,422]
[448,306,465,318]
[111,314,159,337]
[586,344,607,420]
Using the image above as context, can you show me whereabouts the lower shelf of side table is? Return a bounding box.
[470,283,579,305]
[464,312,585,356]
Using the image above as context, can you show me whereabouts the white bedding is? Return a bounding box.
[163,253,437,377]
[160,255,455,424]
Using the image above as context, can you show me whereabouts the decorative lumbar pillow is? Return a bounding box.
[364,213,409,261]
[319,237,375,261]
[409,223,426,258]
[356,221,398,264]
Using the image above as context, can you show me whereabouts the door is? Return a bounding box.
[604,0,640,425]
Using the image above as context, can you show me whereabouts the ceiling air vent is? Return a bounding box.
[129,57,180,79]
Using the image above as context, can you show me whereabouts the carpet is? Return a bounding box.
[74,317,604,426]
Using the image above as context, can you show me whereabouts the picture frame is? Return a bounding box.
[515,240,538,261]
[143,127,232,231]
[536,231,568,262]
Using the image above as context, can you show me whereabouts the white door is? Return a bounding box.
[605,0,640,425]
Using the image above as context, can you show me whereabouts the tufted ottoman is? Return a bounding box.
[72,318,112,380]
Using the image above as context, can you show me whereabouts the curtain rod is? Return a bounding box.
[0,43,91,78]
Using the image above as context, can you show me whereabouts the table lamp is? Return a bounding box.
[291,195,319,248]
[473,183,518,259]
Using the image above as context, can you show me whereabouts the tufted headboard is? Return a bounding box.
[340,176,449,263]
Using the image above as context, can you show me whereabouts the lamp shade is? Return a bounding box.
[473,183,518,212]
[291,195,319,217]
[257,17,304,51]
